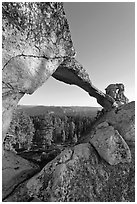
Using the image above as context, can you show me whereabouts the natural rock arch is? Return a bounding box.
[2,2,114,140]
[2,3,135,202]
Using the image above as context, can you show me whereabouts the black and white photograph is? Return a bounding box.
[2,2,135,202]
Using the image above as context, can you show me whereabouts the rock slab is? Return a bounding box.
[90,121,131,165]
[2,150,40,200]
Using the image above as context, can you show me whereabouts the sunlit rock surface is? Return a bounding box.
[90,121,131,165]
[2,2,74,139]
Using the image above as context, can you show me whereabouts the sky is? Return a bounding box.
[19,2,135,107]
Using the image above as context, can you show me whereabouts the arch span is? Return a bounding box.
[53,58,115,109]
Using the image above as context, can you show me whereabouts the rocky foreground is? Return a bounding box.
[3,101,135,202]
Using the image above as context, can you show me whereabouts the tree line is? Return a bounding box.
[4,109,97,152]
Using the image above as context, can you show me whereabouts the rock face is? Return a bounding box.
[2,150,40,200]
[2,2,73,139]
[105,83,129,105]
[3,102,135,202]
[2,2,115,140]
[27,142,134,202]
[90,122,131,165]
[93,101,135,145]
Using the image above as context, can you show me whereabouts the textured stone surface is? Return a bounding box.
[94,101,135,144]
[5,141,134,202]
[105,83,129,106]
[53,57,115,110]
[2,2,74,139]
[90,122,131,165]
[2,150,40,200]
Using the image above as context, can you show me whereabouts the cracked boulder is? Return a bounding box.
[90,122,131,165]
[4,142,134,202]
[2,2,114,140]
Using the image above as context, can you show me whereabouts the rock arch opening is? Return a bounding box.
[2,2,114,140]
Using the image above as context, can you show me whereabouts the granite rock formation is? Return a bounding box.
[93,101,135,146]
[2,150,40,200]
[90,121,131,165]
[2,2,135,202]
[105,83,129,106]
[2,2,115,140]
[53,58,115,110]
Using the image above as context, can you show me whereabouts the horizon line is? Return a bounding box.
[18,104,102,108]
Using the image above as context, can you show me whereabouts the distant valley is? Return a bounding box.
[18,105,102,119]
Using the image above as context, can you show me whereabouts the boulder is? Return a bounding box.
[2,150,40,200]
[90,121,131,165]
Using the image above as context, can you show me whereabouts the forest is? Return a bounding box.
[4,105,102,167]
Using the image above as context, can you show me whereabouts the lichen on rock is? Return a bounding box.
[2,2,75,59]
